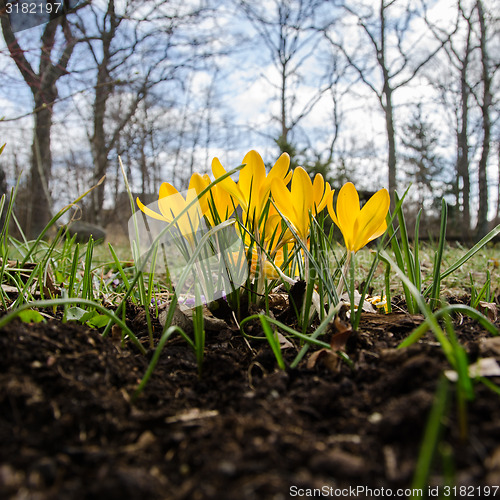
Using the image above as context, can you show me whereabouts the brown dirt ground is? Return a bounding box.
[1,297,500,500]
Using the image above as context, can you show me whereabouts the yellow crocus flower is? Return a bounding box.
[247,244,297,283]
[327,182,389,253]
[248,246,282,280]
[136,177,203,248]
[189,172,236,226]
[212,150,292,226]
[271,166,332,243]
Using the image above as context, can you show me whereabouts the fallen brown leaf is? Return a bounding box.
[478,301,498,322]
[307,349,340,372]
[330,316,353,351]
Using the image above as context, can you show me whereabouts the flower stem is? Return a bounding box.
[336,251,353,298]
[303,238,309,284]
[254,225,266,298]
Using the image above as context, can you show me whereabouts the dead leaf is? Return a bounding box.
[111,324,123,344]
[307,349,340,372]
[478,301,498,322]
[481,337,500,356]
[469,357,500,378]
[340,291,376,313]
[122,431,157,453]
[165,408,219,424]
[277,331,294,350]
[1,284,18,294]
[330,316,353,350]
[445,357,500,382]
[0,258,17,268]
[158,302,228,333]
[268,293,288,309]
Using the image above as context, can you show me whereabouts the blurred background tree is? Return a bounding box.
[0,0,498,241]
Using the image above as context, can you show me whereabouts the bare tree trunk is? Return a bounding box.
[90,64,112,224]
[458,53,471,234]
[0,0,78,237]
[89,0,118,225]
[382,84,397,197]
[427,2,474,236]
[30,94,55,237]
[280,60,289,144]
[83,0,175,218]
[475,0,491,239]
[379,1,396,197]
[497,138,500,224]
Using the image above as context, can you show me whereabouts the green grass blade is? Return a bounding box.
[399,304,499,349]
[21,177,105,267]
[240,313,332,350]
[423,223,500,298]
[394,191,417,288]
[132,325,192,402]
[429,199,447,309]
[0,297,146,355]
[82,237,94,303]
[387,212,416,314]
[414,209,422,293]
[443,313,474,402]
[160,219,238,327]
[259,315,286,370]
[479,377,500,396]
[381,251,455,364]
[411,375,450,495]
[193,284,206,376]
[108,243,132,291]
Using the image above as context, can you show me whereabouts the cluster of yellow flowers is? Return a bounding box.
[137,150,390,282]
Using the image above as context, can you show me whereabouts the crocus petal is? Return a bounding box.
[159,182,178,199]
[212,157,246,211]
[291,167,312,240]
[262,213,282,241]
[248,247,281,280]
[351,188,390,252]
[158,190,187,223]
[185,188,202,230]
[336,182,360,251]
[138,182,204,250]
[188,173,208,193]
[239,150,266,216]
[189,172,210,216]
[317,183,332,213]
[312,174,323,207]
[326,190,339,226]
[211,184,235,224]
[271,178,294,224]
[259,152,292,219]
[267,152,291,184]
[158,183,182,221]
[367,219,388,243]
[312,174,332,213]
[136,197,167,222]
[261,211,295,247]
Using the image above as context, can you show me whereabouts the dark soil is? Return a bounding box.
[1,300,500,500]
